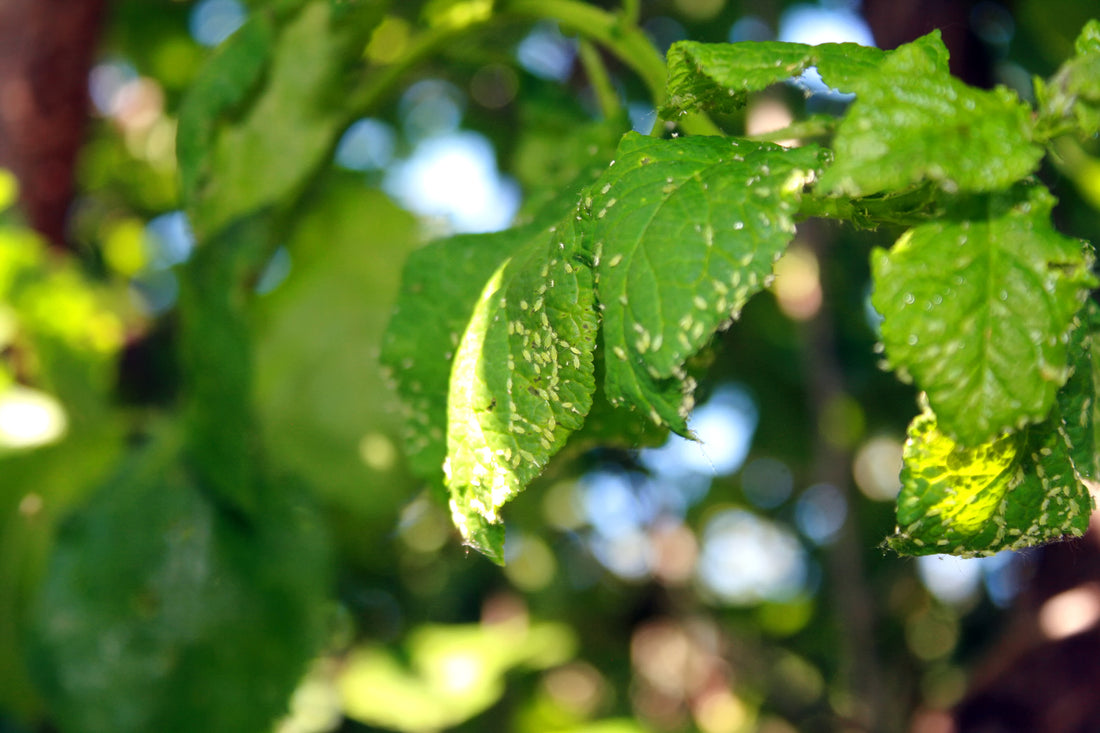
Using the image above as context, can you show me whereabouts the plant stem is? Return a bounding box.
[504,0,668,107]
[347,21,480,116]
[621,0,639,25]
[745,114,838,144]
[578,39,622,121]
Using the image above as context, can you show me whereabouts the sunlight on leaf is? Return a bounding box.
[446,213,597,561]
[890,398,1093,556]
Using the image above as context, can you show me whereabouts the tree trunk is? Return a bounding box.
[0,0,108,248]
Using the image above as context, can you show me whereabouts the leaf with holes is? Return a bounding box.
[663,39,885,117]
[590,132,821,433]
[446,212,597,562]
[889,400,1093,556]
[871,183,1095,445]
[817,31,1042,196]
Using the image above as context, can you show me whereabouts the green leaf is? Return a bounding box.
[663,39,884,117]
[176,14,274,210]
[177,213,274,516]
[1035,19,1100,139]
[817,31,1042,196]
[871,183,1095,445]
[381,224,538,491]
[27,428,330,733]
[178,1,382,239]
[590,132,821,433]
[255,177,420,529]
[1060,301,1100,482]
[888,401,1092,556]
[446,213,598,562]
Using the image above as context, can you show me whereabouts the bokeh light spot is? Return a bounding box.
[189,0,246,47]
[794,483,847,545]
[741,457,793,509]
[335,118,396,171]
[778,3,875,46]
[517,24,576,81]
[384,131,520,233]
[0,385,67,449]
[852,435,903,501]
[697,509,807,605]
[1039,583,1100,640]
[917,554,984,606]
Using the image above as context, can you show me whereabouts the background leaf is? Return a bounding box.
[178,0,381,239]
[871,183,1095,445]
[27,428,330,733]
[254,176,420,537]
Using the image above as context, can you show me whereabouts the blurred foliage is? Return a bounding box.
[2,1,1100,733]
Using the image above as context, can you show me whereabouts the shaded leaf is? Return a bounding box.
[817,31,1042,196]
[255,177,420,530]
[871,183,1095,445]
[663,39,884,117]
[446,213,598,562]
[889,401,1092,556]
[590,132,821,432]
[177,213,274,516]
[27,428,330,733]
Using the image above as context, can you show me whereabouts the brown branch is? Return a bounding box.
[0,0,108,248]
